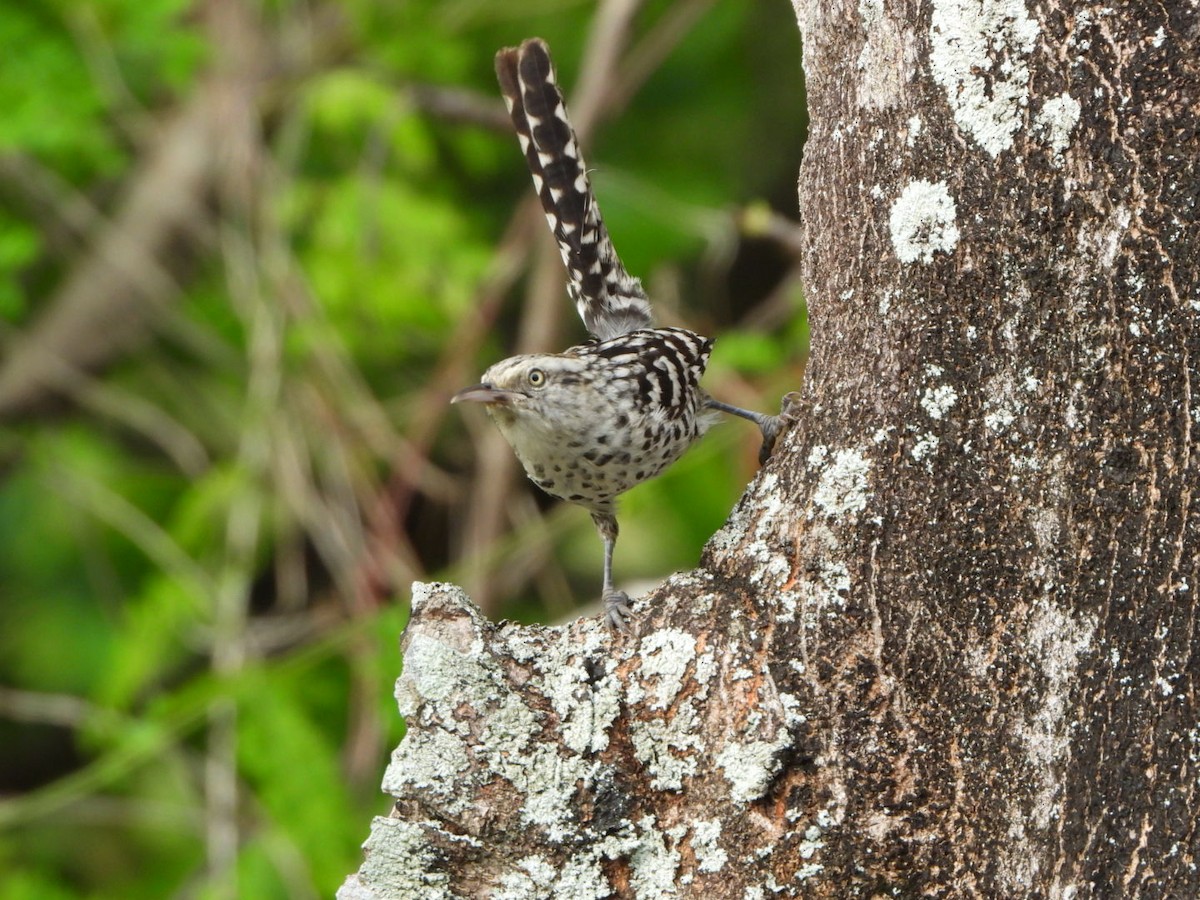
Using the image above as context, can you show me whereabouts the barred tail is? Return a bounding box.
[495,38,653,341]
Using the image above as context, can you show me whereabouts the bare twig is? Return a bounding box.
[0,154,119,258]
[611,0,719,113]
[571,0,646,139]
[739,203,806,255]
[407,84,512,130]
[0,688,98,729]
[0,97,214,419]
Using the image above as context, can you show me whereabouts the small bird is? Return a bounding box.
[454,38,783,629]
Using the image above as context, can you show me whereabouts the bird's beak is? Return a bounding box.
[451,383,518,405]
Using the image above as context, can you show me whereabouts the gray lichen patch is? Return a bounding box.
[998,596,1098,891]
[929,0,1039,157]
[556,815,686,899]
[705,471,792,588]
[389,583,622,840]
[539,627,621,755]
[888,180,961,264]
[1033,93,1082,162]
[494,855,558,900]
[630,629,697,709]
[338,817,478,900]
[381,727,472,813]
[690,818,728,873]
[717,731,794,804]
[810,447,873,518]
[630,703,706,791]
[495,816,690,900]
[1018,598,1097,805]
[370,583,815,895]
[919,366,959,420]
[855,0,916,110]
[627,815,683,896]
[626,629,712,790]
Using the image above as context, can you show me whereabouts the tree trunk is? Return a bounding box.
[340,1,1200,896]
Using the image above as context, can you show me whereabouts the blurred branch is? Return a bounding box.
[739,202,805,256]
[0,698,205,831]
[0,154,117,259]
[611,0,719,116]
[197,0,277,889]
[407,84,511,130]
[461,225,583,611]
[0,607,366,832]
[0,688,97,729]
[48,465,213,605]
[67,4,154,141]
[571,0,645,139]
[0,94,216,419]
[739,264,806,333]
[357,206,537,608]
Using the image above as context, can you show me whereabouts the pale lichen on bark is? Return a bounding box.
[342,580,808,897]
[928,0,1040,156]
[808,447,872,518]
[888,179,961,264]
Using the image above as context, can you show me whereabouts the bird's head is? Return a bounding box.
[451,353,593,430]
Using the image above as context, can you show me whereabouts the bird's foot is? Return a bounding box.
[603,589,633,632]
[757,391,804,465]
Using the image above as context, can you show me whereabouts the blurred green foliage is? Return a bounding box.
[0,0,806,895]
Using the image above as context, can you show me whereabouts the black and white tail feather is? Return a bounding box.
[495,39,653,342]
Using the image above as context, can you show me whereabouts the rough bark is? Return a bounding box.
[341,1,1200,897]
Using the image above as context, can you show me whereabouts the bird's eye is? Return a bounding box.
[528,368,547,387]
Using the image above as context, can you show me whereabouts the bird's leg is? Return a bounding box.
[591,510,631,631]
[707,397,780,464]
[707,393,802,465]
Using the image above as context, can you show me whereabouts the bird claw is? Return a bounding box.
[603,590,633,632]
[758,417,782,465]
[757,391,803,465]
